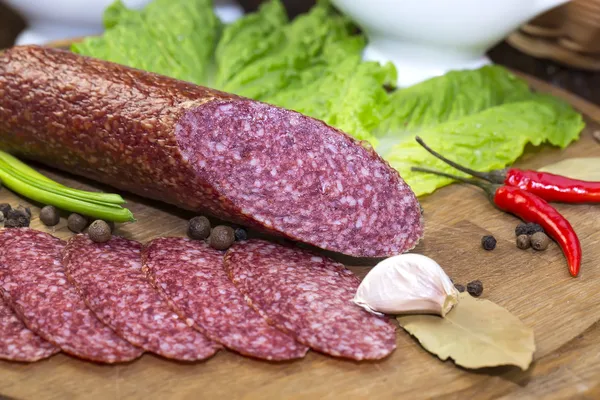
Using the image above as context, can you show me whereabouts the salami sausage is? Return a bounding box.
[0,45,423,258]
[0,297,59,362]
[224,240,397,360]
[142,237,308,361]
[63,235,219,361]
[0,228,143,363]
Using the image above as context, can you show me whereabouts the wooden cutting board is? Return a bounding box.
[0,74,599,400]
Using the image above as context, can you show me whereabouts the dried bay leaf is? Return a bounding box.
[539,157,600,181]
[397,293,535,370]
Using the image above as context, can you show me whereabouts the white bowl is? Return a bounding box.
[331,0,570,87]
[2,0,244,45]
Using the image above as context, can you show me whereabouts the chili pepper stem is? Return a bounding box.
[411,166,496,191]
[414,136,507,184]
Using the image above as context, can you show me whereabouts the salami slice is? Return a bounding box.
[0,228,143,363]
[142,237,308,361]
[0,46,423,258]
[224,240,397,360]
[0,297,58,362]
[63,235,219,361]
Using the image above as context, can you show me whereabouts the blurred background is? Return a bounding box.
[1,0,599,104]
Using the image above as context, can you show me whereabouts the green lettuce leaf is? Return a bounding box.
[265,57,395,143]
[73,0,220,85]
[72,0,585,197]
[215,0,392,142]
[385,98,585,196]
[213,0,288,88]
[374,65,535,152]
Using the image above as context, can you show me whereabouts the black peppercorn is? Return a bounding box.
[481,235,496,251]
[454,284,466,293]
[515,223,528,237]
[187,216,211,240]
[467,280,483,297]
[16,205,31,218]
[525,223,544,235]
[0,203,11,218]
[5,207,30,228]
[515,222,544,236]
[209,226,235,251]
[234,227,248,241]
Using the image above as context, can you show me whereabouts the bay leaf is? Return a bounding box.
[539,157,600,181]
[397,293,535,370]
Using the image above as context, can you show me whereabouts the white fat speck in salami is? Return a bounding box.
[142,237,308,361]
[62,235,219,361]
[0,296,59,362]
[0,228,143,363]
[223,240,397,360]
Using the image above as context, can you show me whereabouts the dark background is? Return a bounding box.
[2,0,598,105]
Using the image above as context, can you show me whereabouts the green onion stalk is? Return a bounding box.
[0,150,134,223]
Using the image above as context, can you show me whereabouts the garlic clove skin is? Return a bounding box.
[353,253,459,317]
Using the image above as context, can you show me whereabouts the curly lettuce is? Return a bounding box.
[73,0,220,85]
[72,0,585,197]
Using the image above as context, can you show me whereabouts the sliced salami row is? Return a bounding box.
[0,228,142,363]
[224,240,397,360]
[142,237,308,361]
[0,229,397,364]
[63,235,220,361]
[0,297,58,362]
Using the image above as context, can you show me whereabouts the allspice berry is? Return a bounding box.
[209,225,235,251]
[40,205,60,227]
[88,220,112,243]
[188,216,211,240]
[531,232,550,251]
[67,213,88,233]
[516,234,531,250]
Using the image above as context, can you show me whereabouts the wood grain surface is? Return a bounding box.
[0,76,599,400]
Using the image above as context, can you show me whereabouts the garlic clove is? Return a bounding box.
[353,253,459,317]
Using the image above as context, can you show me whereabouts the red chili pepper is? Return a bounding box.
[504,169,600,203]
[415,136,600,203]
[494,186,581,277]
[412,167,582,277]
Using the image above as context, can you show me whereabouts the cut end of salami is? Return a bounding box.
[0,46,422,259]
[224,240,397,361]
[0,228,143,363]
[142,237,308,361]
[63,235,219,362]
[178,100,423,257]
[0,297,59,362]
